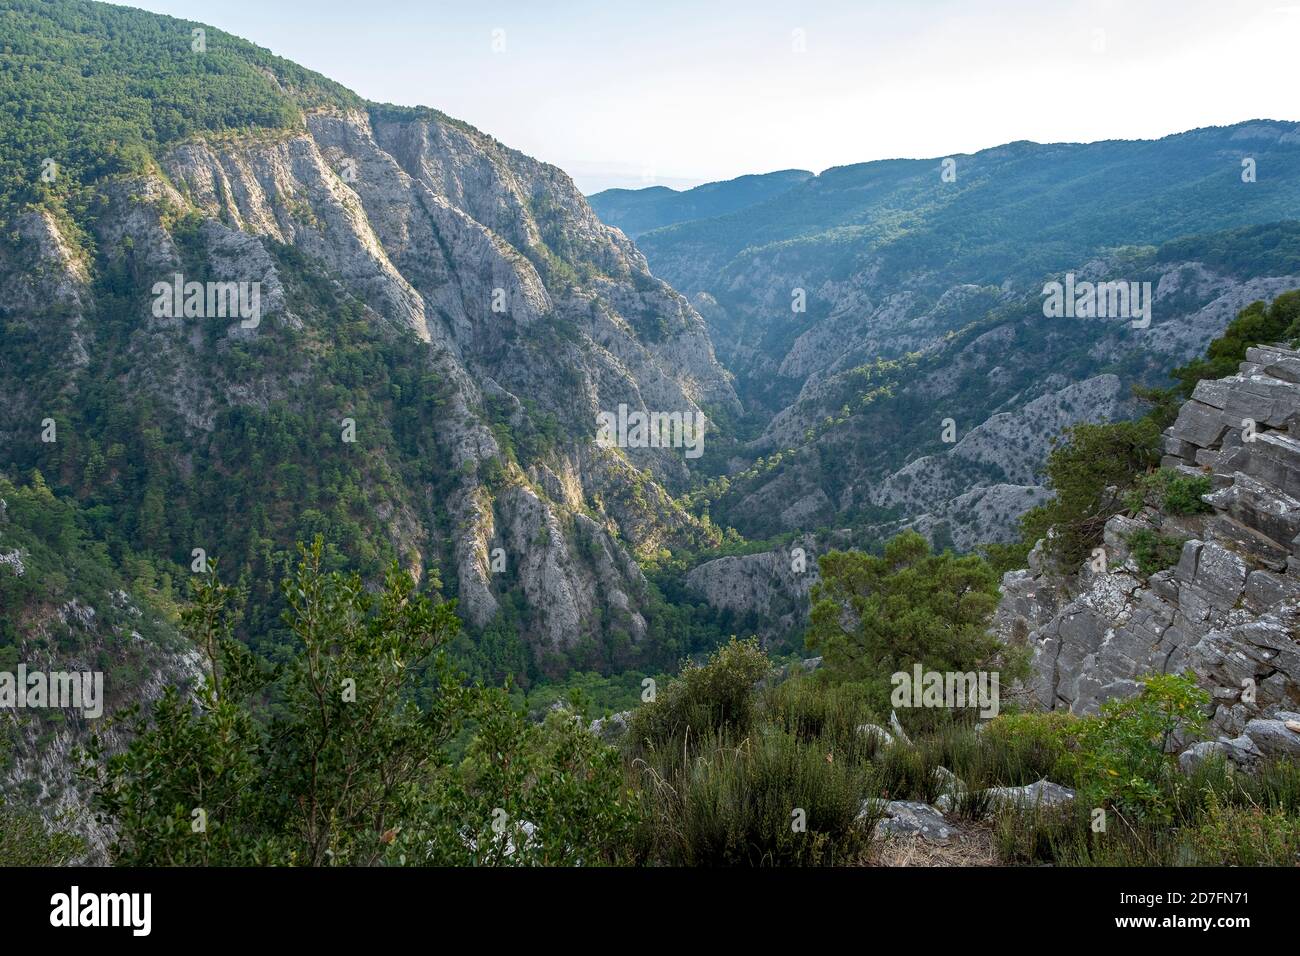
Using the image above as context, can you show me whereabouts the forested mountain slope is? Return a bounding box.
[0,0,738,686]
[604,124,1300,547]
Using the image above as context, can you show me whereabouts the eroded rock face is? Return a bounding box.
[710,252,1300,547]
[0,592,204,865]
[995,346,1300,740]
[4,103,741,664]
[683,533,822,642]
[162,110,736,658]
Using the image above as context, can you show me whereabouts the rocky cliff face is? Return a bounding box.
[683,532,834,644]
[716,251,1300,548]
[2,99,739,664]
[0,479,205,863]
[995,344,1300,762]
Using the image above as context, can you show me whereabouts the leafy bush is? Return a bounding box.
[625,638,771,754]
[1190,794,1300,866]
[396,694,638,866]
[1161,474,1214,515]
[1123,468,1212,516]
[0,802,85,865]
[994,800,1185,866]
[1072,673,1209,823]
[761,676,877,764]
[634,726,871,866]
[970,711,1079,787]
[1126,529,1188,576]
[1018,418,1162,566]
[81,539,634,866]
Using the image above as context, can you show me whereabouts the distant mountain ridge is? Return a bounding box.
[605,124,1300,565]
[588,169,813,237]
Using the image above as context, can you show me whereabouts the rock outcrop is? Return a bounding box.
[683,533,823,643]
[995,344,1300,750]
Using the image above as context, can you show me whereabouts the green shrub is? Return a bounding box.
[1019,419,1163,566]
[805,531,1025,724]
[1162,474,1214,515]
[625,638,771,754]
[1233,758,1300,815]
[970,711,1080,787]
[1190,794,1300,866]
[1073,673,1209,823]
[398,694,638,866]
[868,738,945,804]
[635,726,871,866]
[1123,468,1212,516]
[761,676,877,765]
[0,802,85,866]
[995,801,1187,866]
[1126,529,1188,576]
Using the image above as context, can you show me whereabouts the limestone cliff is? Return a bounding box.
[995,345,1300,762]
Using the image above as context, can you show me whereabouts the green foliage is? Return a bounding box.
[625,654,876,866]
[1125,529,1188,576]
[394,695,637,866]
[625,638,770,754]
[1123,468,1212,516]
[1190,793,1300,866]
[0,0,360,213]
[80,539,637,866]
[994,754,1300,866]
[634,725,871,866]
[980,539,1034,577]
[805,531,1022,718]
[0,801,85,865]
[82,539,467,865]
[1018,419,1162,566]
[1072,673,1210,823]
[972,711,1079,786]
[761,676,878,764]
[1157,221,1300,279]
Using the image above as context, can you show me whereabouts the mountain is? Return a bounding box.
[587,169,813,238]
[0,0,739,687]
[622,126,1300,549]
[0,472,202,861]
[702,224,1300,544]
[3,0,1299,873]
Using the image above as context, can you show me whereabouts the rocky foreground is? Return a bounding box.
[997,343,1300,769]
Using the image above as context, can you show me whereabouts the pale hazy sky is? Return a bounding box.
[120,0,1300,193]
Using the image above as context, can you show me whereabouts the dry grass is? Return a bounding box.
[866,820,999,867]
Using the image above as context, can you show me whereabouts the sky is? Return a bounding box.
[120,0,1300,193]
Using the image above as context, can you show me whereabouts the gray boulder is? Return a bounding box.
[1178,734,1262,773]
[981,779,1076,811]
[865,800,954,843]
[1241,711,1300,760]
[588,710,631,742]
